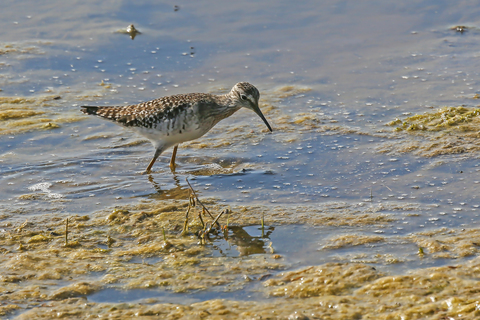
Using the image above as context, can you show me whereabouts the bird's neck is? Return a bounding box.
[220,92,237,107]
[210,93,242,120]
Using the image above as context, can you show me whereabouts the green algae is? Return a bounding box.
[388,106,480,132]
[0,42,45,56]
[0,85,114,135]
[379,106,480,156]
[3,199,480,318]
[13,256,480,319]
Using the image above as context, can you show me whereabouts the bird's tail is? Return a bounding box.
[80,105,124,121]
[80,105,139,126]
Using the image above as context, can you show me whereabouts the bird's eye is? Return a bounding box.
[240,94,247,101]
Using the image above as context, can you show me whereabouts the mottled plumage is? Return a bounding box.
[81,82,272,173]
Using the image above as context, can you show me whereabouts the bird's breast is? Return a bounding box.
[132,108,215,147]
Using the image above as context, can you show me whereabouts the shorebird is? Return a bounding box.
[81,82,272,173]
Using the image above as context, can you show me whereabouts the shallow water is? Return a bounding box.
[2,0,480,318]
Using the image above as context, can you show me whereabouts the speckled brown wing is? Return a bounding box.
[80,93,212,129]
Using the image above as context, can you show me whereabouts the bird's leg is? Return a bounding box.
[169,145,178,172]
[144,148,163,174]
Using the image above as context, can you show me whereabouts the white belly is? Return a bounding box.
[133,117,213,150]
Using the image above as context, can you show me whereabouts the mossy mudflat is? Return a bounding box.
[380,106,480,156]
[388,106,480,132]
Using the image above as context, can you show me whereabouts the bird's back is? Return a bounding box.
[82,93,216,128]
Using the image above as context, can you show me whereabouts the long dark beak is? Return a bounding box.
[251,103,273,132]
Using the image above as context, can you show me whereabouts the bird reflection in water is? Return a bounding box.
[147,174,191,200]
[213,225,275,257]
[147,175,276,257]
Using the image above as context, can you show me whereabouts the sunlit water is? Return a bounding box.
[2,0,480,309]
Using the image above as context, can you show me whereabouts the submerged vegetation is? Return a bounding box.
[388,106,480,132]
[3,185,480,318]
[380,106,480,156]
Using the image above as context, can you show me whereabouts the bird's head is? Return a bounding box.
[231,82,272,132]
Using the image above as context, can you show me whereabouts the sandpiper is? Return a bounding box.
[81,82,272,173]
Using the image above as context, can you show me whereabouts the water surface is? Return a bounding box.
[2,0,480,318]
